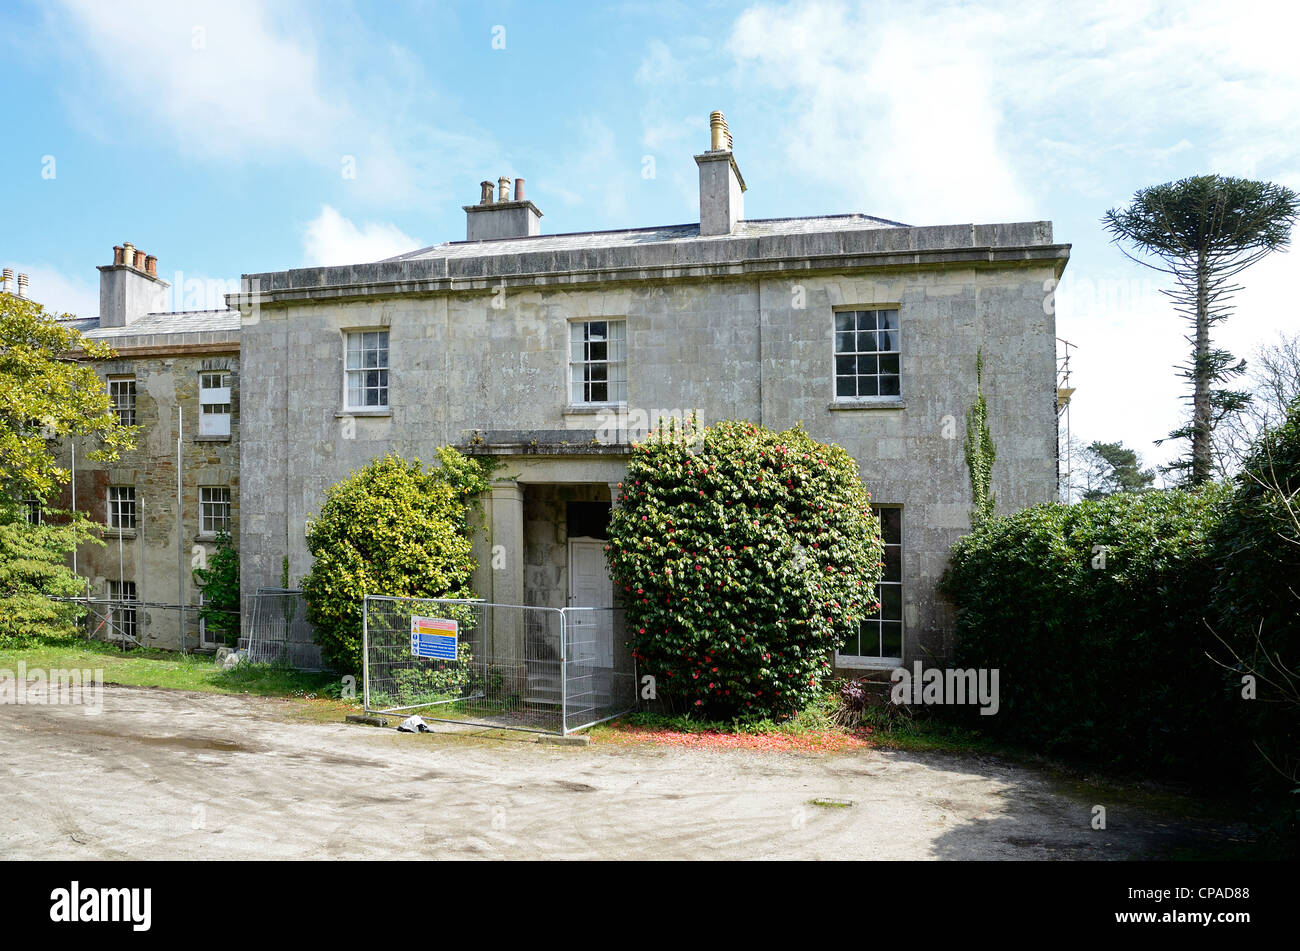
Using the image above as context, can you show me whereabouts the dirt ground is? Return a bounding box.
[0,683,1248,860]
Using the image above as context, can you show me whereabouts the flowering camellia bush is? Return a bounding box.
[606,418,882,720]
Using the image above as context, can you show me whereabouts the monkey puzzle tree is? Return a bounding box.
[1103,175,1299,486]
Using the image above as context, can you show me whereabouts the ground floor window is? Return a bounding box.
[837,505,902,665]
[107,580,138,643]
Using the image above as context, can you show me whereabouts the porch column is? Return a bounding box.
[488,480,525,661]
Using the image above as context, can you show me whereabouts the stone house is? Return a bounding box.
[234,112,1070,675]
[54,246,241,650]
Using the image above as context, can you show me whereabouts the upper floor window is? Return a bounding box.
[834,309,900,400]
[570,319,626,405]
[345,331,389,409]
[200,487,232,535]
[199,371,232,437]
[837,506,903,665]
[23,497,42,526]
[108,485,136,531]
[109,376,136,427]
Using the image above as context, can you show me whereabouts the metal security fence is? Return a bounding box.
[50,596,238,651]
[245,587,325,669]
[363,596,636,735]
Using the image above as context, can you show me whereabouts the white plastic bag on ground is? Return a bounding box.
[397,715,432,733]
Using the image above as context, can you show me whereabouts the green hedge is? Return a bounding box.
[943,487,1238,776]
[607,420,882,720]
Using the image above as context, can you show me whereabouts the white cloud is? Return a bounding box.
[46,0,498,207]
[6,264,99,320]
[301,206,420,267]
[728,2,1035,224]
[637,40,679,86]
[53,0,344,160]
[727,0,1300,222]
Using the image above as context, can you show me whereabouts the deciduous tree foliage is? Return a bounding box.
[301,451,492,674]
[606,419,882,720]
[0,294,134,506]
[0,499,100,645]
[0,293,129,643]
[193,530,240,647]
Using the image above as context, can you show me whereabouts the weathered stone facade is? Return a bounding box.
[57,282,241,650]
[235,215,1068,670]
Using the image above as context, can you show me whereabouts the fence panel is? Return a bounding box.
[562,607,637,733]
[364,597,636,735]
[364,597,566,734]
[245,588,323,669]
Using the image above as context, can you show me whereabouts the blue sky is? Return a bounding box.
[2,0,1297,471]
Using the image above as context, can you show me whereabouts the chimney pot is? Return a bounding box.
[113,245,125,266]
[498,176,510,202]
[697,109,746,236]
[710,111,734,151]
[145,255,158,277]
[133,249,147,270]
[2,268,12,295]
[480,180,495,204]
[16,273,29,299]
[514,178,525,202]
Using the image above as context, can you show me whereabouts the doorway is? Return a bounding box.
[567,537,614,668]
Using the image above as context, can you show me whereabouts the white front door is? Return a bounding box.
[567,537,613,668]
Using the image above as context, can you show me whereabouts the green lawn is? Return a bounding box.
[0,637,351,701]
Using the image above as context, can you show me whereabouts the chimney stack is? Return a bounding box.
[16,273,29,299]
[695,109,746,237]
[98,241,169,328]
[464,175,543,240]
[2,268,12,295]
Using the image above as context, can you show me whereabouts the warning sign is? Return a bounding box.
[410,616,458,660]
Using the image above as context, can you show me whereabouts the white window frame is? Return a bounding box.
[199,487,232,536]
[108,376,137,427]
[22,497,43,526]
[569,319,626,406]
[107,485,136,531]
[199,371,232,437]
[832,307,902,404]
[343,330,390,410]
[836,505,903,669]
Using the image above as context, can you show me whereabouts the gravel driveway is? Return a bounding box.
[0,683,1243,860]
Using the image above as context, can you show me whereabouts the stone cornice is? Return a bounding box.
[233,222,1071,310]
